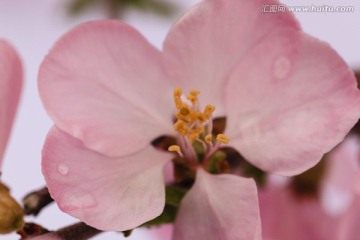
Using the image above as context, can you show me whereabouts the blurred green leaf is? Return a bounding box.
[68,0,97,15]
[124,0,177,16]
[67,0,177,18]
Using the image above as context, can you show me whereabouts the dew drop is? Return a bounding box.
[273,56,291,79]
[60,190,97,211]
[57,164,69,176]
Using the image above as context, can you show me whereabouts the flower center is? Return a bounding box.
[168,88,229,167]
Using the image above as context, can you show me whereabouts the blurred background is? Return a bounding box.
[0,0,359,239]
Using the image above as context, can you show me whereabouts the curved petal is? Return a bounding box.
[42,127,172,231]
[163,0,299,116]
[149,224,173,240]
[321,135,360,215]
[337,195,360,240]
[173,168,260,240]
[39,20,174,158]
[225,29,360,176]
[259,183,339,240]
[0,40,22,170]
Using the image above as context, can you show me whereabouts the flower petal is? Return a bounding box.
[39,20,174,158]
[259,183,339,240]
[163,0,299,116]
[225,29,360,176]
[42,127,172,231]
[337,195,360,240]
[173,168,260,240]
[0,40,22,170]
[321,135,360,215]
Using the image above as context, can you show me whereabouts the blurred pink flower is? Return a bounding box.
[38,0,360,238]
[0,40,22,172]
[259,135,360,240]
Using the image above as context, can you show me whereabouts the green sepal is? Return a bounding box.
[205,150,227,174]
[165,185,187,208]
[141,204,177,227]
[243,164,266,187]
[141,185,188,227]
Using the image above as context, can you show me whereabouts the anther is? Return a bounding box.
[174,88,183,109]
[174,120,188,135]
[187,90,200,105]
[174,88,182,98]
[168,145,181,152]
[168,145,184,158]
[205,134,213,143]
[216,134,229,144]
[180,106,190,116]
[203,105,215,118]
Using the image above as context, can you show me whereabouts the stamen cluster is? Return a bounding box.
[168,88,229,164]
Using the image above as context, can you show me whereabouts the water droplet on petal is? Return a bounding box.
[57,164,69,176]
[60,190,97,211]
[273,56,291,79]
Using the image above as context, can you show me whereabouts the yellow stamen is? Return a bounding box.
[168,145,181,152]
[174,120,188,135]
[180,106,190,116]
[187,90,200,105]
[189,132,200,142]
[175,98,182,109]
[203,105,215,118]
[216,134,229,144]
[174,87,182,98]
[190,90,200,96]
[174,88,183,109]
[205,134,213,143]
[168,145,184,158]
[172,88,216,143]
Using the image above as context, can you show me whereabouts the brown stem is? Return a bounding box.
[47,222,101,240]
[19,222,101,240]
[22,187,53,216]
[17,222,49,239]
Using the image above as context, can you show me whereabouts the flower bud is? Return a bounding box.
[0,183,24,234]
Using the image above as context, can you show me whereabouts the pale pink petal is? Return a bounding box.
[0,40,22,170]
[259,183,339,240]
[337,195,360,240]
[163,0,299,116]
[149,224,173,240]
[163,160,175,184]
[173,168,260,240]
[39,20,174,158]
[321,135,360,215]
[42,127,172,231]
[225,29,360,176]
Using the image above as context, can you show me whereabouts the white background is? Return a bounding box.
[0,0,359,239]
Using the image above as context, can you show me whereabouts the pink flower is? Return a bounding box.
[259,181,339,240]
[259,135,360,240]
[320,135,360,216]
[0,40,22,172]
[38,0,360,238]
